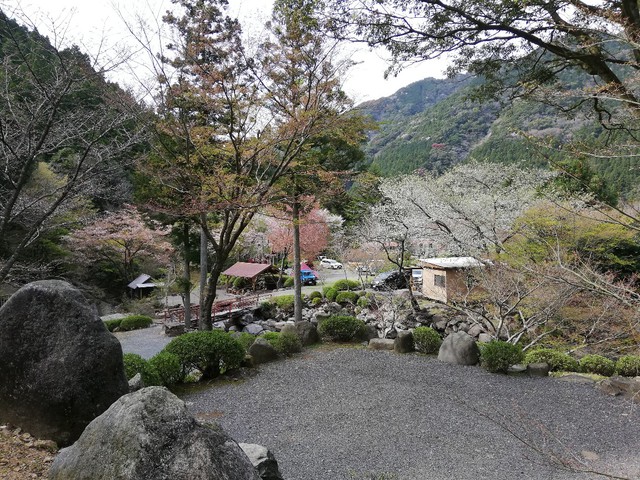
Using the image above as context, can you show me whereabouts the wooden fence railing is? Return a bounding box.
[163,292,272,324]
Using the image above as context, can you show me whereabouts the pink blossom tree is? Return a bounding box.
[265,207,332,263]
[65,206,173,286]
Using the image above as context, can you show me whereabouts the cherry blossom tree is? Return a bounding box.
[64,206,173,287]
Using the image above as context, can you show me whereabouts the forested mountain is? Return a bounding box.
[358,74,640,197]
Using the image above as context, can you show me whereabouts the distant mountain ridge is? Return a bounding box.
[357,74,640,196]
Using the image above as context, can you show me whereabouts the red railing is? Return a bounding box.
[163,292,272,323]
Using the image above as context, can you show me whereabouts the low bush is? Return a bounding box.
[480,341,524,373]
[308,291,323,300]
[103,318,122,332]
[164,330,245,379]
[615,355,640,377]
[122,353,160,386]
[232,276,248,289]
[579,354,615,377]
[273,295,295,313]
[333,279,360,291]
[148,351,183,386]
[261,331,302,356]
[311,297,323,307]
[412,327,441,354]
[118,315,153,331]
[283,277,294,287]
[523,348,579,372]
[356,296,369,308]
[335,291,358,305]
[318,315,367,342]
[235,332,257,351]
[325,288,338,302]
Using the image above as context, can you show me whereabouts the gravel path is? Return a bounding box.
[181,347,640,480]
[114,324,171,359]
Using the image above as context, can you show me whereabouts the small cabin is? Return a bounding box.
[419,257,484,303]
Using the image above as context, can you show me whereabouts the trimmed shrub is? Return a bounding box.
[356,296,369,308]
[333,279,360,291]
[322,285,334,297]
[413,327,442,354]
[615,355,640,377]
[308,291,323,300]
[523,348,579,372]
[235,332,257,351]
[284,277,294,287]
[262,331,302,356]
[579,354,615,376]
[318,315,366,342]
[148,351,183,386]
[103,318,122,332]
[122,353,160,386]
[232,276,248,289]
[273,295,295,313]
[325,288,338,302]
[311,297,323,306]
[118,315,153,331]
[164,330,245,379]
[480,341,524,373]
[335,291,358,305]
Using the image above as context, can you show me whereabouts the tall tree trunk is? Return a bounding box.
[200,265,222,330]
[199,226,208,320]
[183,222,192,329]
[292,197,303,323]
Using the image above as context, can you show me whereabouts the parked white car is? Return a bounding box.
[320,258,343,269]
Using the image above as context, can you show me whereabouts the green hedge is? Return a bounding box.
[333,279,360,291]
[273,295,295,312]
[104,318,123,332]
[579,354,615,377]
[308,291,323,300]
[148,351,183,386]
[261,331,302,356]
[523,348,579,372]
[318,315,366,342]
[311,297,323,306]
[235,332,257,351]
[480,341,524,373]
[164,330,245,379]
[335,291,358,305]
[325,288,338,302]
[356,296,369,308]
[122,353,160,386]
[118,315,153,331]
[284,277,294,287]
[413,327,441,354]
[615,355,640,377]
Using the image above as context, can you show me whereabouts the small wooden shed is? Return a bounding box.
[222,262,276,291]
[419,257,484,303]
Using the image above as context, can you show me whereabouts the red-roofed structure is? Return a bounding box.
[222,262,274,279]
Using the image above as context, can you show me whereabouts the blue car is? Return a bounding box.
[300,269,317,286]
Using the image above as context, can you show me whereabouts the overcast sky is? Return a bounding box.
[11,0,446,104]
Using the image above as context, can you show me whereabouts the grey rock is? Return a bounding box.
[383,327,398,339]
[368,338,395,351]
[294,321,320,346]
[274,321,293,331]
[212,321,227,330]
[49,387,260,480]
[467,324,484,338]
[527,362,550,377]
[597,376,640,402]
[248,338,279,364]
[326,302,342,314]
[128,373,144,392]
[557,374,597,385]
[431,314,448,331]
[0,280,128,447]
[507,364,527,376]
[394,331,414,354]
[477,333,494,343]
[365,325,378,340]
[164,321,185,337]
[240,313,255,326]
[457,322,470,333]
[239,443,284,480]
[243,323,264,335]
[437,332,480,366]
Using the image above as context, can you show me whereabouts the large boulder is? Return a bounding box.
[248,337,279,364]
[293,321,320,346]
[394,330,414,354]
[0,280,128,446]
[49,387,260,480]
[437,332,480,366]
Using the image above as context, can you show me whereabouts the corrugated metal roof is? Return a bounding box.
[222,262,273,279]
[419,257,484,269]
[127,274,152,289]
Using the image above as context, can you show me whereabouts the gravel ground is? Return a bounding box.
[181,347,640,480]
[114,324,171,359]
